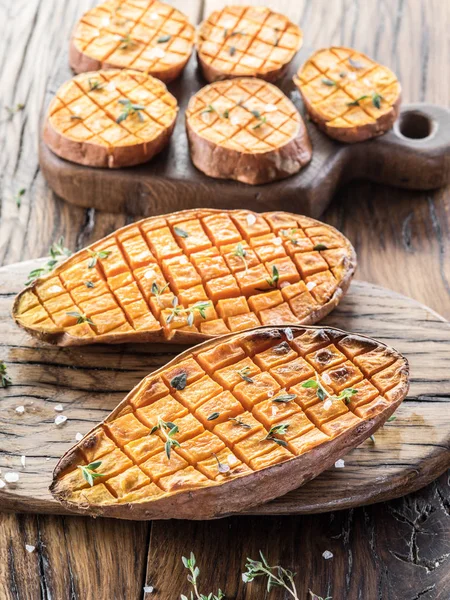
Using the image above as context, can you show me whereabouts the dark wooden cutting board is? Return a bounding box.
[39,46,450,218]
[1,259,449,517]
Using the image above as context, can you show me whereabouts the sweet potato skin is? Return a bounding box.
[50,325,409,520]
[12,209,357,347]
[186,116,312,185]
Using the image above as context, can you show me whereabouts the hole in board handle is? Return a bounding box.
[396,110,434,140]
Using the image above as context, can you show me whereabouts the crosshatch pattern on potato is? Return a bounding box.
[13,210,356,345]
[50,325,409,519]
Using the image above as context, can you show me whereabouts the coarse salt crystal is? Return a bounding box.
[5,472,20,483]
[306,281,316,291]
[280,281,290,288]
[21,456,26,468]
[101,16,110,27]
[246,213,257,226]
[348,72,357,80]
[363,78,371,87]
[230,115,241,126]
[25,544,35,553]
[0,480,5,488]
[16,405,25,414]
[143,585,154,593]
[75,432,83,442]
[285,327,293,341]
[72,105,81,114]
[228,455,238,465]
[335,459,345,469]
[271,406,278,416]
[267,390,274,398]
[273,237,283,246]
[144,269,156,279]
[322,550,333,560]
[48,285,63,294]
[92,29,100,37]
[265,103,277,112]
[54,404,64,412]
[106,82,116,92]
[149,12,159,20]
[323,399,332,410]
[322,373,331,384]
[55,415,67,426]
[148,47,165,59]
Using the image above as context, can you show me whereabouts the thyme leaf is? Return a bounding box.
[66,311,94,325]
[173,226,189,238]
[207,412,220,421]
[237,365,254,384]
[0,361,12,388]
[252,116,267,129]
[349,57,363,69]
[84,280,95,288]
[387,415,397,422]
[5,103,25,119]
[88,78,105,91]
[14,188,26,208]
[116,98,146,123]
[157,34,171,43]
[119,33,137,50]
[272,393,296,403]
[233,242,248,272]
[151,416,180,459]
[372,92,383,109]
[302,377,357,405]
[228,416,252,429]
[229,45,236,56]
[170,371,187,391]
[25,237,72,285]
[322,78,336,86]
[346,95,368,107]
[78,461,103,487]
[87,249,111,268]
[314,244,328,251]
[262,424,289,447]
[265,265,279,288]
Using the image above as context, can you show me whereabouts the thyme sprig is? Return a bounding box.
[116,98,146,123]
[233,242,248,273]
[0,361,12,388]
[346,95,369,107]
[264,265,279,289]
[66,311,94,325]
[88,78,105,91]
[151,281,170,305]
[181,553,225,600]
[242,551,299,597]
[87,249,111,268]
[5,103,25,120]
[26,237,72,285]
[228,416,252,429]
[119,33,137,49]
[151,416,180,459]
[262,424,289,447]
[302,376,357,404]
[237,100,268,128]
[280,228,299,245]
[166,298,212,327]
[14,187,26,208]
[273,393,296,403]
[372,92,383,109]
[78,461,103,487]
[237,365,254,383]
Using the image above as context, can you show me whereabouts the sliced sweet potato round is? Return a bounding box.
[185,78,312,184]
[294,47,401,143]
[43,69,178,168]
[197,5,303,83]
[49,324,409,520]
[70,0,195,82]
[13,210,356,346]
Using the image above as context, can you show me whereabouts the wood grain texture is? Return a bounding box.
[1,259,449,518]
[1,1,449,599]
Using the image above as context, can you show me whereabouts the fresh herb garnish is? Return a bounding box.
[212,452,230,474]
[88,78,105,91]
[237,366,254,384]
[229,45,236,56]
[372,92,383,109]
[84,280,95,288]
[223,109,229,118]
[170,371,187,391]
[166,299,212,327]
[70,115,82,120]
[280,228,299,245]
[66,311,94,325]
[339,71,347,78]
[26,237,72,285]
[119,33,137,49]
[370,434,376,443]
[262,424,289,447]
[157,34,171,43]
[273,393,297,403]
[309,592,333,600]
[0,362,12,388]
[5,103,25,120]
[87,249,111,268]
[242,551,299,597]
[116,99,146,123]
[322,78,336,86]
[151,281,170,305]
[302,377,358,404]
[387,415,397,422]
[151,416,180,459]
[181,553,225,600]
[174,226,189,238]
[207,412,220,421]
[14,188,26,208]
[78,461,103,487]
[228,416,252,429]
[346,95,369,107]
[201,104,216,115]
[233,242,248,273]
[265,265,279,288]
[273,27,280,46]
[252,116,267,129]
[314,244,328,251]
[349,57,363,69]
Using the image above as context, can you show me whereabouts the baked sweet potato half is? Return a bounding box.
[70,0,195,83]
[186,79,312,184]
[50,325,409,519]
[196,5,303,83]
[294,47,401,143]
[43,69,178,168]
[13,210,356,346]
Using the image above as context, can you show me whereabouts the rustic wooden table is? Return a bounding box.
[0,1,449,598]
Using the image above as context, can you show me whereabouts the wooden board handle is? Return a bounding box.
[344,103,450,190]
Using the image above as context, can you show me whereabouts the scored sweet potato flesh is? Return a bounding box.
[197,5,303,82]
[50,325,409,519]
[295,47,401,142]
[14,210,356,345]
[44,69,178,168]
[71,0,194,81]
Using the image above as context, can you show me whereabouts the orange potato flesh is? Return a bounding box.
[14,210,356,346]
[185,78,312,184]
[44,69,178,168]
[70,0,194,82]
[50,325,409,518]
[197,5,303,83]
[294,47,401,143]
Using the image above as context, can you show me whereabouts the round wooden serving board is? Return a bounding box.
[39,49,450,219]
[1,259,449,517]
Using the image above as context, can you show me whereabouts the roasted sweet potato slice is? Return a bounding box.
[196,5,303,83]
[13,210,356,346]
[294,47,401,143]
[70,0,194,83]
[185,79,312,184]
[43,69,178,168]
[50,325,409,519]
